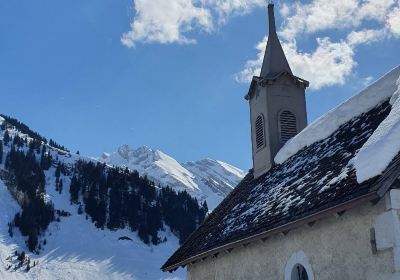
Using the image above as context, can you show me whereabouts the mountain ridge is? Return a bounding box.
[98,144,245,210]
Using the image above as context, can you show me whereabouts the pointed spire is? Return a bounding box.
[260,3,292,77]
[268,2,276,35]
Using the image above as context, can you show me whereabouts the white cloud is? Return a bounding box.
[284,38,356,90]
[121,0,213,47]
[347,29,386,46]
[362,76,374,87]
[356,0,396,22]
[238,0,400,90]
[279,3,291,18]
[237,37,356,90]
[279,0,396,41]
[236,36,267,83]
[204,0,265,23]
[387,7,400,37]
[121,0,400,90]
[121,0,265,47]
[279,0,360,41]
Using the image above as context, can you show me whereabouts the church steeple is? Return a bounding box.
[260,3,292,77]
[245,2,309,179]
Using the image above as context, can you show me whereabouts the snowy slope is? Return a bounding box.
[0,178,184,280]
[99,145,245,210]
[0,119,185,280]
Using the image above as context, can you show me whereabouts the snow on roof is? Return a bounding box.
[275,66,400,165]
[354,73,400,183]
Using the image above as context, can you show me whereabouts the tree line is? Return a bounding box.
[71,160,208,244]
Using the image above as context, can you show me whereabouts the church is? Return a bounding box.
[162,3,400,280]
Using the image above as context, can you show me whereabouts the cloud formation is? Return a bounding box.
[387,7,400,36]
[238,0,400,90]
[121,0,264,47]
[121,0,212,47]
[121,0,400,90]
[236,36,356,90]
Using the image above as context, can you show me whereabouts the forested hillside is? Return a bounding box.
[0,115,208,256]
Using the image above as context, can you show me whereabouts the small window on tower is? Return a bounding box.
[279,110,297,144]
[255,114,265,149]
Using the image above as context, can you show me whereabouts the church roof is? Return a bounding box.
[162,96,400,272]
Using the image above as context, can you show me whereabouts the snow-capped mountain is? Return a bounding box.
[99,145,245,210]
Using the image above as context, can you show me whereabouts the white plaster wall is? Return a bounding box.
[188,199,395,280]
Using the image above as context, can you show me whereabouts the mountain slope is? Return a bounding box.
[0,116,205,280]
[0,178,184,280]
[99,145,245,210]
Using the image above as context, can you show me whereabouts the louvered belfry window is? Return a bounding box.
[255,114,265,149]
[279,110,297,144]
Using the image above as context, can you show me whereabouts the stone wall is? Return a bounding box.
[188,192,400,280]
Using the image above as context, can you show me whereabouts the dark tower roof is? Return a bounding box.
[260,3,292,77]
[245,3,309,101]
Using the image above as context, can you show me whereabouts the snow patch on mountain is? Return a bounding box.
[99,145,245,210]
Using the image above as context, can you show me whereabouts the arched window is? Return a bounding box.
[279,110,297,144]
[291,264,309,280]
[284,251,314,280]
[255,114,265,149]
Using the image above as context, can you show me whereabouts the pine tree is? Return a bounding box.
[55,163,61,178]
[0,140,3,164]
[3,130,10,144]
[69,176,80,203]
[77,204,83,215]
[27,232,38,252]
[58,180,63,194]
[96,199,107,229]
[40,146,47,169]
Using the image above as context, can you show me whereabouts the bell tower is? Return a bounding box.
[245,3,309,178]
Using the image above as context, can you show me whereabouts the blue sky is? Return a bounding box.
[0,0,399,170]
